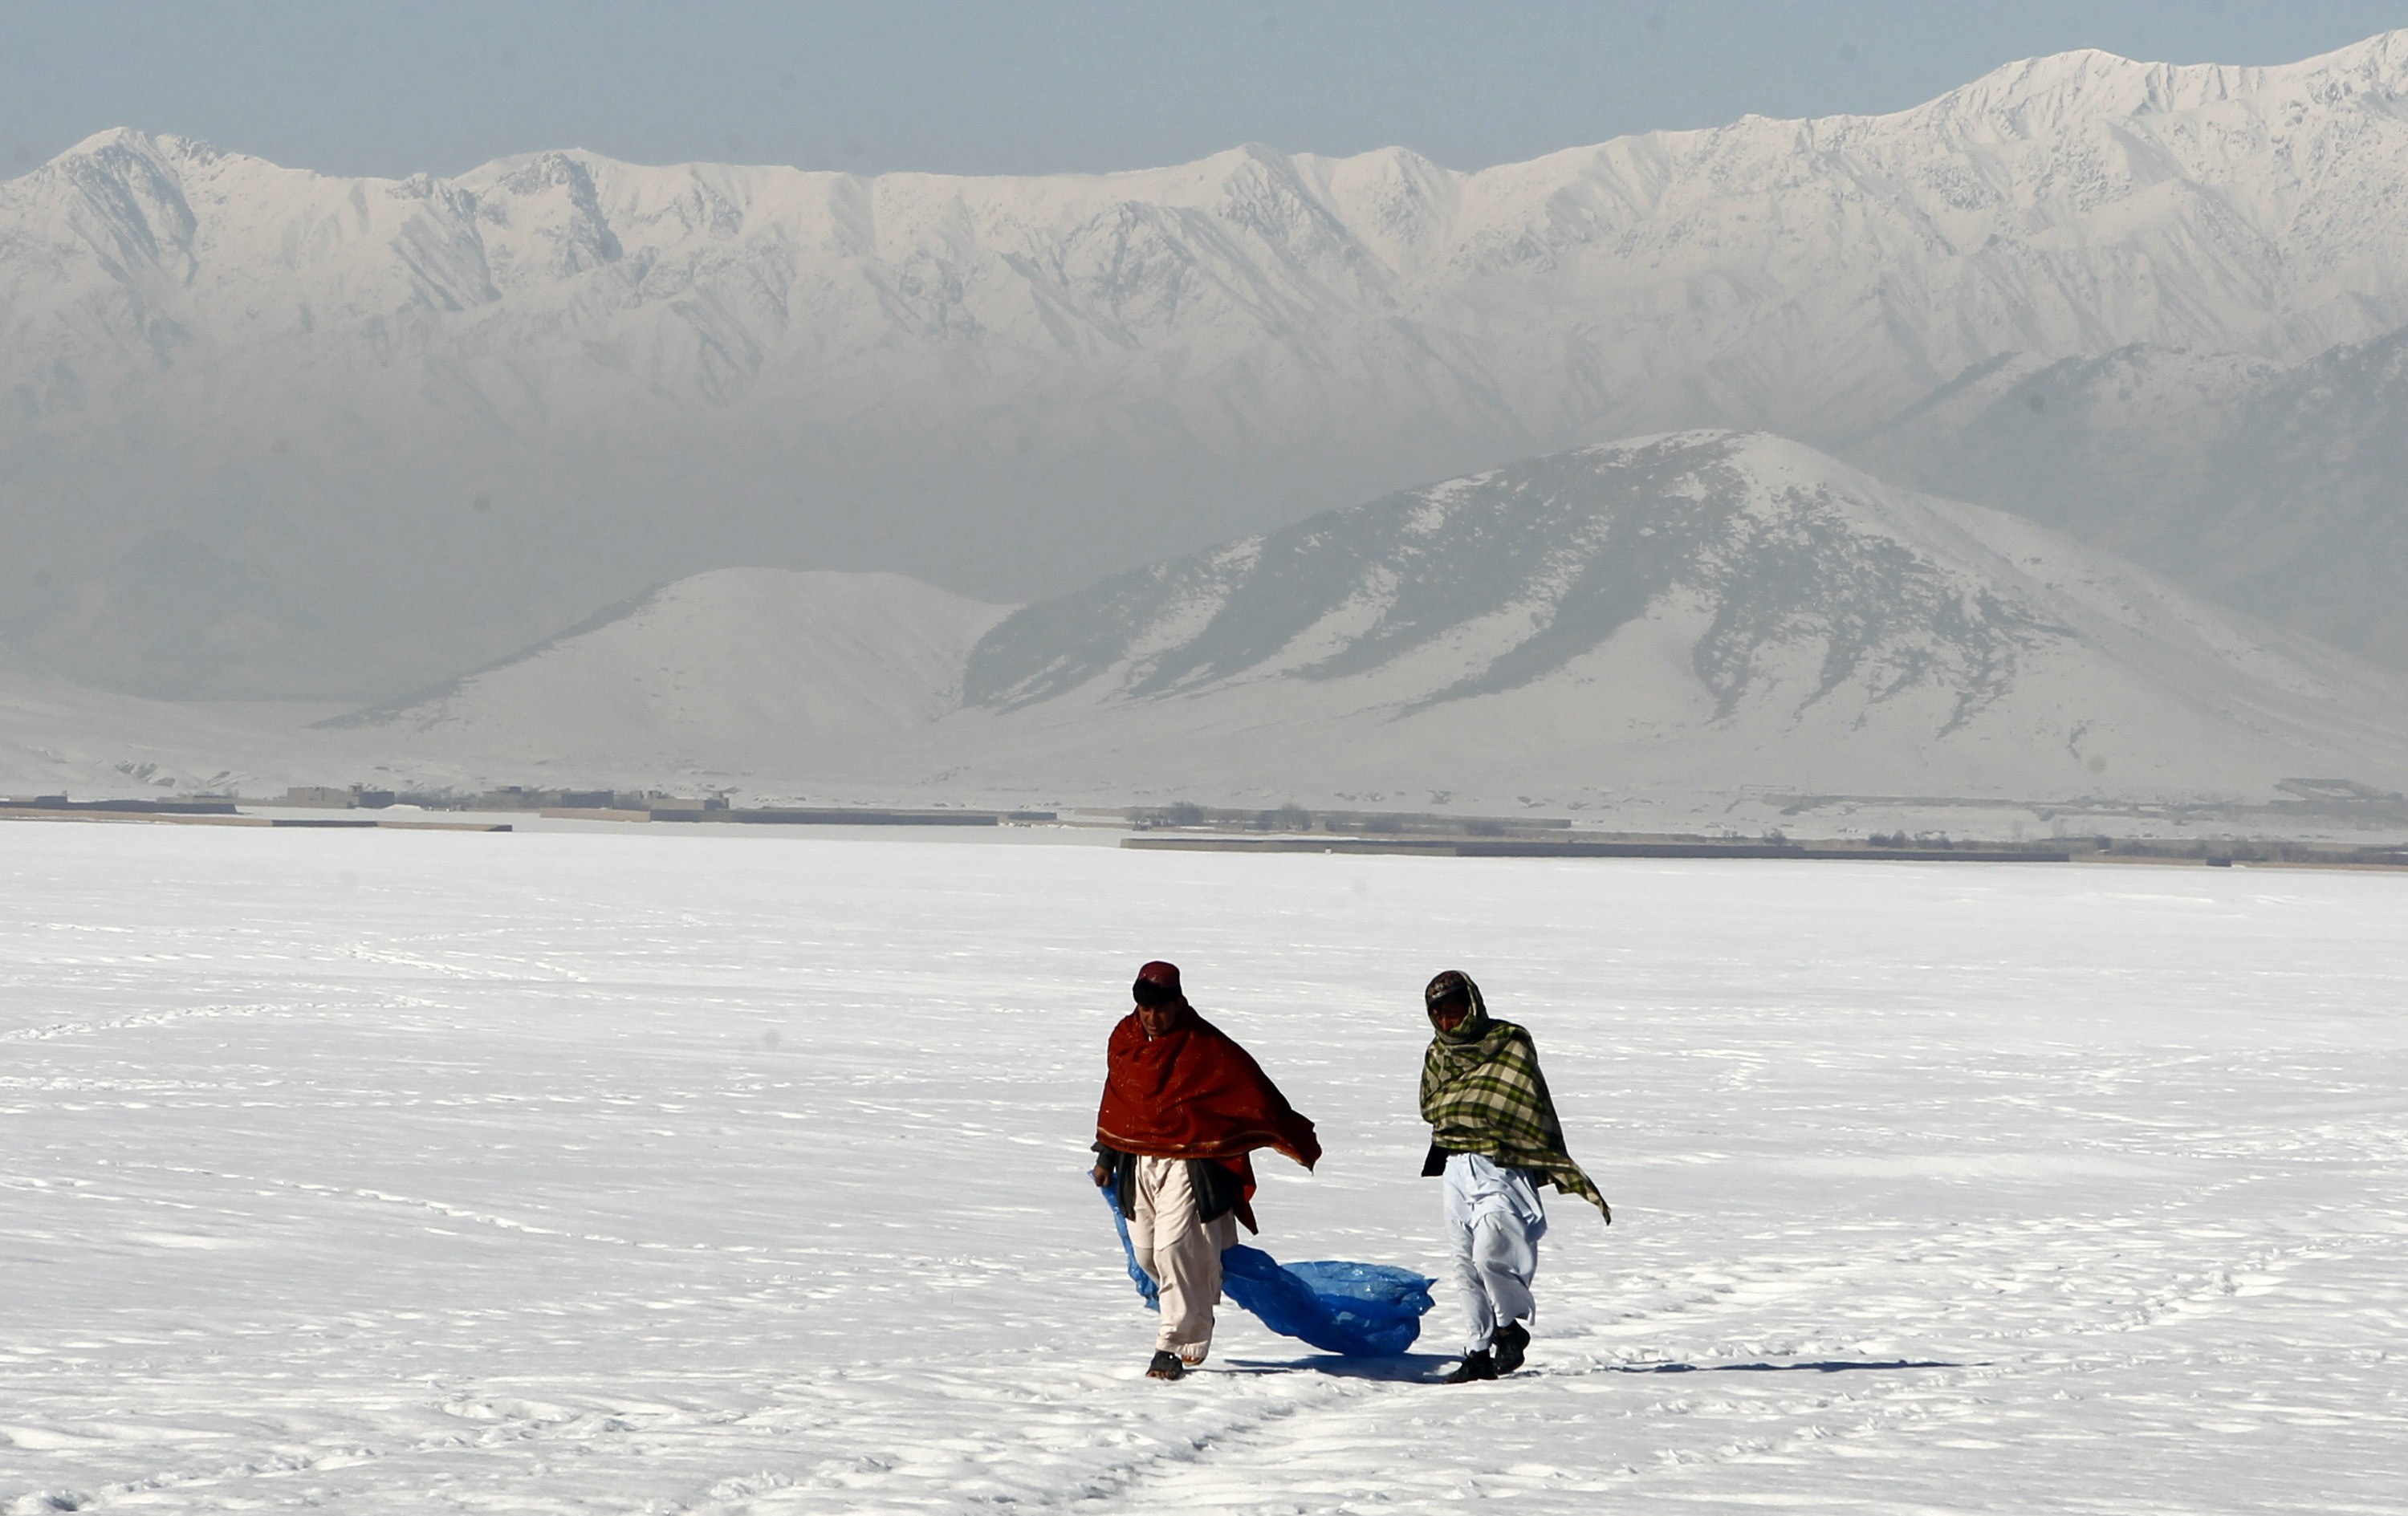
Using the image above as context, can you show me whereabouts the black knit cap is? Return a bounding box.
[1425,969,1472,1008]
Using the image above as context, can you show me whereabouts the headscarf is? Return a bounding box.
[1097,961,1322,1231]
[1420,969,1609,1220]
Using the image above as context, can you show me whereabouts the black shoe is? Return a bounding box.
[1443,1349,1498,1384]
[1493,1322,1529,1375]
[1145,1350,1186,1380]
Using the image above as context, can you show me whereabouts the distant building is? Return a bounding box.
[283,785,397,808]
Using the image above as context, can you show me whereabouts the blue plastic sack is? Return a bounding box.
[1221,1246,1434,1356]
[1100,1178,1161,1310]
[1099,1177,1434,1356]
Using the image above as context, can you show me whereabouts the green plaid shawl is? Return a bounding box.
[1421,973,1609,1220]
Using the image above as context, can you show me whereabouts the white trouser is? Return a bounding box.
[1130,1155,1238,1361]
[1442,1151,1547,1353]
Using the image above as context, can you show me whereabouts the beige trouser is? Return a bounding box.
[1129,1154,1238,1361]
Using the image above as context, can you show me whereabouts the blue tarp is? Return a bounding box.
[1099,1177,1434,1357]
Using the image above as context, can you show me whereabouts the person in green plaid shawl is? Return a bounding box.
[1419,969,1609,1383]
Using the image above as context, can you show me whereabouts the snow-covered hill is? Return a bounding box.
[16,32,2408,696]
[927,433,2408,807]
[1849,330,2408,671]
[331,568,1011,786]
[0,638,339,795]
[321,436,2408,811]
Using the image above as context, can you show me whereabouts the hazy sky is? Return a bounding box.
[6,2,2408,179]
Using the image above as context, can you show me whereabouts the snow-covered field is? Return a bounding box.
[5,823,2405,1514]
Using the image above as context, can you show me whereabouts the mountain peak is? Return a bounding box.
[968,430,2060,717]
[59,126,170,159]
[1918,28,2408,131]
[39,128,230,175]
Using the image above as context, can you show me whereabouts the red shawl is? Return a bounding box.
[1096,1009,1321,1230]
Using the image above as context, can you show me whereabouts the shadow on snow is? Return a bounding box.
[1214,1352,1458,1381]
[1210,1355,1969,1382]
[1613,1358,1967,1374]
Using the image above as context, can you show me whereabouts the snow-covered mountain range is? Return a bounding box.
[14,33,2408,697]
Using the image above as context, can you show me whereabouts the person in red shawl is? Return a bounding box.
[1091,961,1321,1380]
